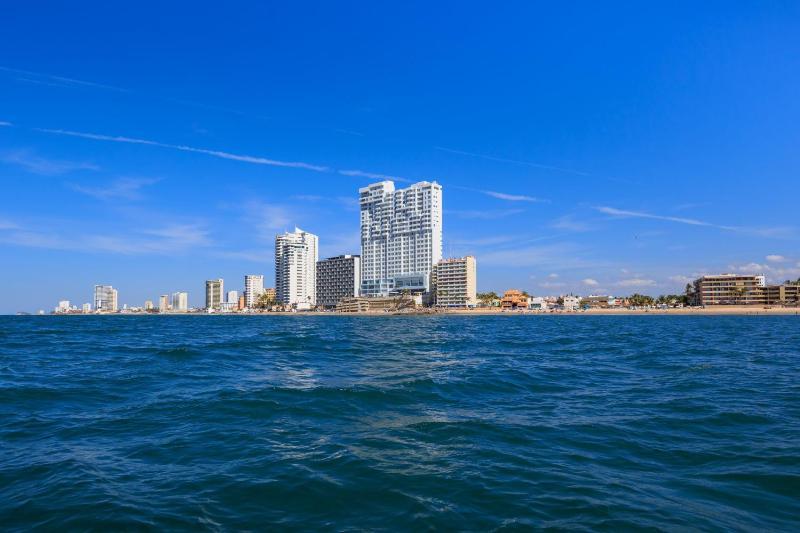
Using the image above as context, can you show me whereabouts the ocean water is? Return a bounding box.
[1,315,799,531]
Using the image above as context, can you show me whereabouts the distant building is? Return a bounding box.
[359,180,443,297]
[94,285,118,312]
[316,255,361,308]
[144,300,154,311]
[336,295,417,313]
[562,295,580,310]
[432,256,477,308]
[237,295,246,310]
[244,275,264,308]
[528,296,548,310]
[205,279,224,310]
[159,294,170,312]
[172,291,189,311]
[227,290,239,304]
[691,274,766,305]
[263,287,276,301]
[501,289,527,310]
[691,274,799,306]
[275,228,318,309]
[81,303,91,313]
[580,295,612,309]
[55,300,70,313]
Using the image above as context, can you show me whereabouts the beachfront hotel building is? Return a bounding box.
[93,285,118,312]
[316,255,361,308]
[275,228,319,309]
[359,180,442,297]
[691,274,800,306]
[205,279,224,310]
[691,274,766,305]
[158,294,170,312]
[432,256,477,307]
[244,275,264,308]
[172,291,189,311]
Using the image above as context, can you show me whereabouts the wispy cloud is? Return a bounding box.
[70,177,159,200]
[0,222,210,255]
[0,65,128,92]
[0,218,19,230]
[482,190,545,202]
[615,278,656,288]
[766,254,786,263]
[550,214,593,232]
[434,146,589,176]
[582,278,599,286]
[338,169,412,183]
[242,201,294,241]
[595,206,795,238]
[35,128,329,172]
[446,208,525,220]
[1,149,99,175]
[0,121,11,127]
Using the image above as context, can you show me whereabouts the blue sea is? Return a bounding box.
[1,315,799,530]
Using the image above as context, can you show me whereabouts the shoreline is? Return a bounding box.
[24,306,800,317]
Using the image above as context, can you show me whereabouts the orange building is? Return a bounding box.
[501,289,528,310]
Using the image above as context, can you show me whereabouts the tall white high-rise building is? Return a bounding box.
[275,228,318,309]
[244,275,264,308]
[172,291,189,311]
[94,285,118,312]
[159,294,170,312]
[359,180,442,296]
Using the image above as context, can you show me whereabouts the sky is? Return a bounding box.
[1,1,799,313]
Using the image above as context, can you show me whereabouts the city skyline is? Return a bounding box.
[2,2,800,313]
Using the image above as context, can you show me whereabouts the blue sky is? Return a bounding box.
[1,1,799,313]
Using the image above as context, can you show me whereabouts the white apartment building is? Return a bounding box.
[205,279,224,310]
[227,290,239,304]
[82,303,91,313]
[359,180,442,296]
[244,275,264,308]
[275,228,319,309]
[55,300,71,313]
[432,256,477,307]
[316,255,361,308]
[159,294,170,312]
[172,291,189,311]
[94,285,118,312]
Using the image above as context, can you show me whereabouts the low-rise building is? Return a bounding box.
[432,256,477,308]
[336,295,417,313]
[501,289,528,310]
[562,295,581,311]
[691,274,766,305]
[528,296,548,310]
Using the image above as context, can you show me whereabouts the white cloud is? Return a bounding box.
[36,128,329,172]
[70,177,158,200]
[433,146,589,176]
[547,273,559,279]
[0,223,210,255]
[482,190,545,202]
[243,201,293,241]
[0,121,12,127]
[551,214,592,232]
[338,169,412,182]
[539,281,566,289]
[1,149,98,175]
[616,278,656,287]
[766,255,786,263]
[595,205,794,238]
[582,278,599,286]
[446,208,525,220]
[668,275,694,284]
